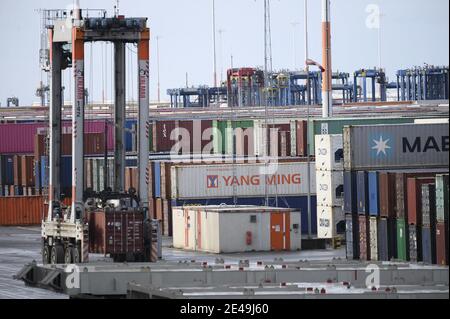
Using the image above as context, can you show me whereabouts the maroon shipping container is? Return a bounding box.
[88,210,144,258]
[21,155,35,187]
[359,215,370,261]
[265,124,291,157]
[154,120,177,153]
[407,177,435,225]
[13,155,22,186]
[296,120,308,157]
[1,121,114,155]
[436,222,449,266]
[379,173,396,218]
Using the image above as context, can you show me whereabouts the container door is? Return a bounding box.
[270,213,284,251]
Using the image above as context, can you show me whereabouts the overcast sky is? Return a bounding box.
[0,0,448,105]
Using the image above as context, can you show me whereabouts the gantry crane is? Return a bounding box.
[41,7,154,264]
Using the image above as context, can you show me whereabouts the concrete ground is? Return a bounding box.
[0,226,346,299]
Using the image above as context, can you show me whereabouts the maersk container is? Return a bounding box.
[170,162,316,200]
[422,226,437,264]
[435,174,449,223]
[368,172,379,216]
[397,218,408,261]
[314,134,344,171]
[343,123,449,170]
[171,195,318,235]
[343,171,357,214]
[309,117,419,156]
[315,170,344,207]
[357,171,369,215]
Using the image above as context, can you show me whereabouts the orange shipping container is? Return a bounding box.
[0,196,44,226]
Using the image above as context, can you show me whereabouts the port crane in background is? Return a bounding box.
[41,5,157,264]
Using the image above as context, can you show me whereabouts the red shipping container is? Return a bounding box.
[0,196,44,226]
[436,222,449,266]
[379,173,396,218]
[407,177,435,225]
[296,120,308,157]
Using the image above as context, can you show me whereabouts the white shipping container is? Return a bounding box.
[317,206,343,239]
[315,170,344,207]
[172,206,301,253]
[171,162,316,199]
[290,120,297,157]
[369,217,378,261]
[315,134,344,171]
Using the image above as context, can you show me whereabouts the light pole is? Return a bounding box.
[156,35,162,104]
[212,0,217,89]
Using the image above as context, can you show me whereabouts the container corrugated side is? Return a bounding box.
[171,162,316,199]
[0,196,44,226]
[343,123,449,170]
[436,222,449,266]
[435,174,449,223]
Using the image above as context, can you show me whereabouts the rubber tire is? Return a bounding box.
[51,244,65,265]
[71,247,80,264]
[42,244,51,265]
[64,247,72,264]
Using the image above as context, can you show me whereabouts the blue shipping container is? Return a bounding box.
[368,171,379,216]
[40,156,49,187]
[125,119,137,152]
[171,196,318,235]
[357,171,369,215]
[0,155,14,185]
[344,171,357,214]
[421,226,437,264]
[61,156,72,189]
[153,161,161,198]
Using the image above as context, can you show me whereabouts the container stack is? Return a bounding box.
[315,135,344,240]
[151,161,172,237]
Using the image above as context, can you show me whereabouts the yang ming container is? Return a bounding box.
[343,123,449,170]
[357,171,369,215]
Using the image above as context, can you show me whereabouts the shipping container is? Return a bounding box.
[409,224,421,263]
[345,214,359,260]
[407,177,436,225]
[369,217,378,261]
[343,123,449,170]
[40,156,49,188]
[343,171,357,214]
[295,120,308,157]
[357,171,369,215]
[153,161,161,198]
[395,173,406,219]
[436,222,449,266]
[396,218,408,261]
[162,199,171,236]
[315,170,343,207]
[170,162,316,200]
[421,184,436,228]
[379,173,396,218]
[171,195,318,235]
[378,218,389,261]
[13,155,22,186]
[368,171,379,216]
[0,196,44,226]
[61,156,72,189]
[172,206,301,253]
[309,117,418,156]
[422,226,437,264]
[435,174,449,223]
[0,155,14,185]
[21,155,35,187]
[317,206,343,239]
[358,215,370,261]
[314,134,343,171]
[88,209,145,260]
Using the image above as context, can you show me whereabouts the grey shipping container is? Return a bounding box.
[345,214,359,260]
[343,123,449,170]
[409,224,421,262]
[422,226,437,264]
[436,174,449,223]
[378,218,389,261]
[421,184,436,228]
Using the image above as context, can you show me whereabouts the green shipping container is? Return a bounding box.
[436,174,449,223]
[396,218,407,261]
[308,117,421,155]
[213,120,254,155]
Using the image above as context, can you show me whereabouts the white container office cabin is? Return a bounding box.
[172,206,301,253]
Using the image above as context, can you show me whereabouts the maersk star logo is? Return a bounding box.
[372,135,391,156]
